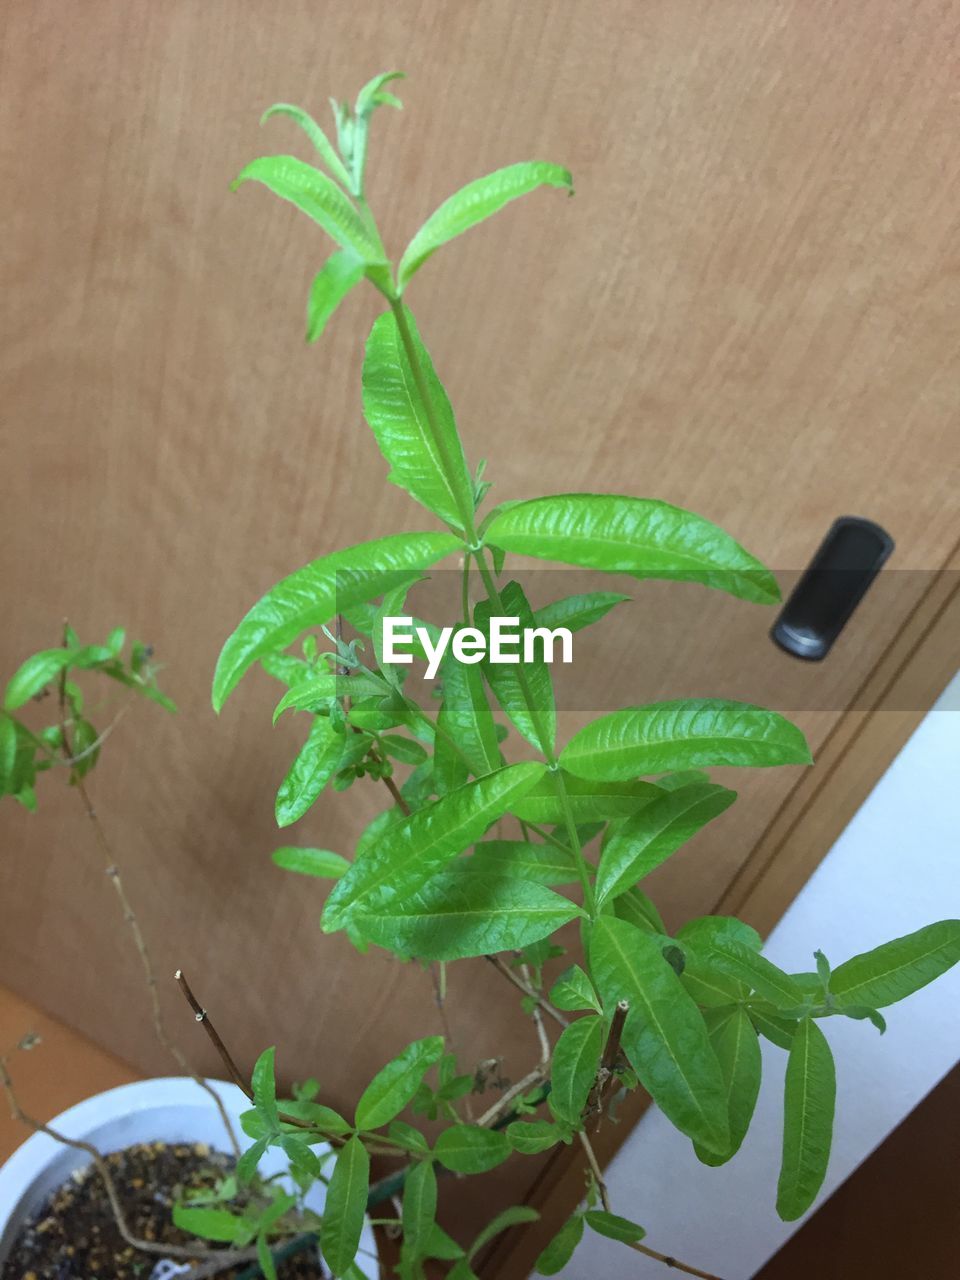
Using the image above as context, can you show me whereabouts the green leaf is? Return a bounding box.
[475,583,556,755]
[69,717,100,781]
[257,1234,277,1280]
[277,1099,351,1134]
[251,1047,278,1127]
[354,871,582,961]
[839,1005,887,1034]
[320,1136,370,1275]
[276,716,348,826]
[596,782,736,905]
[322,762,545,929]
[469,1206,540,1258]
[426,1225,467,1261]
[506,1120,566,1155]
[0,715,18,794]
[749,1004,799,1051]
[583,1210,646,1243]
[173,1205,246,1243]
[611,886,666,935]
[534,1213,584,1275]
[379,734,428,765]
[398,162,573,291]
[306,248,366,342]
[777,1017,836,1221]
[708,941,806,1010]
[402,1158,437,1253]
[589,916,729,1153]
[447,1263,479,1280]
[468,840,582,887]
[212,531,459,710]
[4,650,76,710]
[280,1134,322,1178]
[511,771,661,825]
[548,965,602,1014]
[362,308,474,529]
[561,699,811,780]
[259,103,354,190]
[355,1036,444,1130]
[532,592,629,635]
[694,1007,762,1166]
[654,769,712,791]
[548,1015,603,1124]
[484,494,780,605]
[679,955,748,1009]
[438,642,501,777]
[387,1119,430,1155]
[236,1137,268,1184]
[434,699,469,796]
[828,921,960,1010]
[434,1124,510,1174]
[232,155,382,262]
[676,916,763,953]
[271,846,350,879]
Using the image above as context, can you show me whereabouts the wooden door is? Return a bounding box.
[2,0,958,1247]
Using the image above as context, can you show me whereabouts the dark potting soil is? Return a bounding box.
[1,1141,328,1279]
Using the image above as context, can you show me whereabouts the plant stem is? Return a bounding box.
[484,955,569,1029]
[54,645,240,1157]
[578,1128,726,1280]
[461,551,472,625]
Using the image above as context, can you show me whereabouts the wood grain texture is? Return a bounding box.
[2,0,959,1247]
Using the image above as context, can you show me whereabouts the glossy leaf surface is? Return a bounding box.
[548,1015,603,1124]
[828,921,960,1009]
[694,1007,762,1166]
[232,155,382,261]
[398,162,573,289]
[777,1017,836,1221]
[307,249,366,341]
[321,1136,370,1275]
[596,782,736,905]
[561,699,811,780]
[322,763,545,928]
[355,1036,444,1130]
[362,307,473,529]
[354,872,582,961]
[589,916,728,1153]
[484,494,780,604]
[212,531,458,710]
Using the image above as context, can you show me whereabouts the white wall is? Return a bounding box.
[556,672,960,1280]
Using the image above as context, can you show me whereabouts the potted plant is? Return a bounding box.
[1,71,958,1280]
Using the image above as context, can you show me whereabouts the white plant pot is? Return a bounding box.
[0,1076,379,1278]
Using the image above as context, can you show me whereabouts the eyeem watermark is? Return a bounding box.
[382,616,573,679]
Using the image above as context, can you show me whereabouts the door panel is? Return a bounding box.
[2,0,958,1243]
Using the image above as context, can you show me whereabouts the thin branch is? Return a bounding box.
[578,1128,726,1280]
[484,955,569,1029]
[175,970,251,1099]
[521,963,552,1065]
[55,641,240,1157]
[586,999,629,1125]
[475,1064,548,1128]
[0,1053,254,1266]
[578,1130,611,1211]
[379,767,411,815]
[430,962,473,1119]
[174,970,351,1143]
